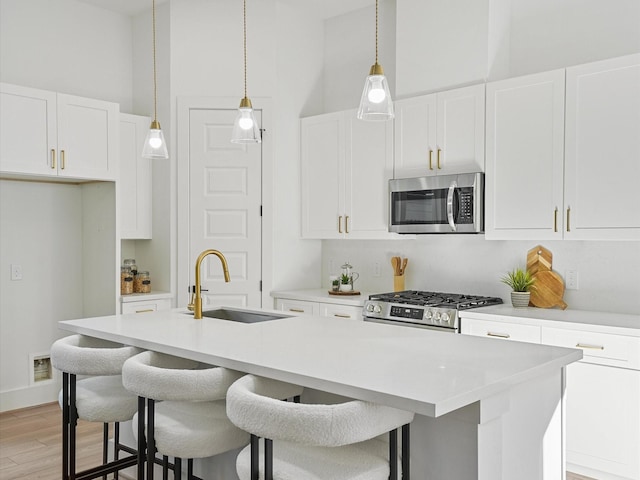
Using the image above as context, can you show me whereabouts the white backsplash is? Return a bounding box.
[322,237,640,315]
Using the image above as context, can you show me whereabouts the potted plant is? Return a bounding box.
[501,268,536,307]
[339,273,352,292]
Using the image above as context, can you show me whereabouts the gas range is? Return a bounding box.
[362,290,503,332]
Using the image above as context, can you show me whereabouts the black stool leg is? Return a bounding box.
[137,396,146,480]
[114,421,120,480]
[163,455,169,480]
[188,458,194,479]
[69,374,77,480]
[174,457,182,479]
[62,372,70,480]
[402,423,411,480]
[389,428,398,480]
[102,423,109,480]
[250,434,259,480]
[147,399,156,480]
[264,438,273,480]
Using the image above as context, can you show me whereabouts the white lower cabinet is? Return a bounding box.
[121,297,171,315]
[460,317,541,343]
[463,315,640,480]
[274,298,362,320]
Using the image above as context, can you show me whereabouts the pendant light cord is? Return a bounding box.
[243,0,248,99]
[152,0,158,123]
[375,0,379,64]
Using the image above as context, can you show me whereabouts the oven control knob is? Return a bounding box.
[424,310,433,320]
[433,312,441,322]
[373,304,382,314]
[441,311,451,323]
[366,303,375,312]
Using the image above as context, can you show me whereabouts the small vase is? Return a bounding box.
[510,291,531,308]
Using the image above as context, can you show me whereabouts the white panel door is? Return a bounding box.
[57,94,117,181]
[301,112,345,239]
[189,109,262,309]
[485,69,566,240]
[564,54,640,240]
[345,111,394,239]
[436,84,485,175]
[0,83,57,175]
[393,94,437,178]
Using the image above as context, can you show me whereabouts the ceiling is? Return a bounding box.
[77,0,375,19]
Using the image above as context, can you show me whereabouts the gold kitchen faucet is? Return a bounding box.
[188,249,230,319]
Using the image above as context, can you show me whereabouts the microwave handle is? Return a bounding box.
[447,181,457,231]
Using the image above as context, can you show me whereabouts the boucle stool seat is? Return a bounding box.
[226,375,415,480]
[50,334,142,480]
[122,350,249,480]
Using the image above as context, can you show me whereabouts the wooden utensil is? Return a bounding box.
[530,270,568,309]
[526,245,553,276]
[400,258,408,276]
[391,257,399,276]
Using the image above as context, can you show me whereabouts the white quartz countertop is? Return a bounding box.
[59,307,581,417]
[460,305,640,336]
[271,288,371,306]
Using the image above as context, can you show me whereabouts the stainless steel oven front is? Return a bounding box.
[389,172,484,234]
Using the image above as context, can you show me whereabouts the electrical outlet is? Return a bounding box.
[11,264,22,281]
[328,258,336,274]
[566,270,578,290]
[372,262,381,277]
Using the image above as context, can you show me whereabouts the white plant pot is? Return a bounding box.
[339,283,353,292]
[510,291,531,308]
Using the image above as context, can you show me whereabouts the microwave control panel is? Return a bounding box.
[458,187,474,224]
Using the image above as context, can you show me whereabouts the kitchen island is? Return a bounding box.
[59,307,582,480]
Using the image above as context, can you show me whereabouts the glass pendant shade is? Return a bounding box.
[231,98,261,144]
[142,120,169,159]
[357,63,394,121]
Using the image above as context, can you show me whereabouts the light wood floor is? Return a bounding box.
[1,402,597,480]
[0,402,107,480]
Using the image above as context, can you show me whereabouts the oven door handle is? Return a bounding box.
[447,181,457,231]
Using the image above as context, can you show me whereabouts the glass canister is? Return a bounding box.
[134,271,151,293]
[121,266,133,295]
[123,259,138,276]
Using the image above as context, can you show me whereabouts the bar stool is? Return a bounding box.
[226,375,414,480]
[121,350,250,480]
[50,334,142,480]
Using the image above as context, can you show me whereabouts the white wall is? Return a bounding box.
[322,238,640,315]
[0,0,134,110]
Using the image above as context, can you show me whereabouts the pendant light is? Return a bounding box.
[231,0,261,144]
[357,0,394,121]
[142,0,169,159]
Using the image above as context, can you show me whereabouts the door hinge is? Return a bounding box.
[259,280,263,292]
[260,205,263,217]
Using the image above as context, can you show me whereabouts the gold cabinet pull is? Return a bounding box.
[345,215,350,234]
[338,215,343,234]
[289,308,305,313]
[135,309,155,314]
[487,332,510,339]
[576,343,604,350]
[51,149,56,169]
[554,207,558,232]
[566,207,571,232]
[60,150,66,170]
[437,148,442,169]
[334,314,351,318]
[428,150,434,170]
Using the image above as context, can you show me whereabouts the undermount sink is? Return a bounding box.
[201,308,289,324]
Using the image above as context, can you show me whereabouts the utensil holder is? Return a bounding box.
[394,275,405,292]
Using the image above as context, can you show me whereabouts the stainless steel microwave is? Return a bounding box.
[389,173,484,234]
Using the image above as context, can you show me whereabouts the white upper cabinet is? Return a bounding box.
[394,84,485,179]
[0,83,117,181]
[564,54,640,240]
[485,69,566,240]
[301,109,394,239]
[485,54,640,241]
[119,113,152,239]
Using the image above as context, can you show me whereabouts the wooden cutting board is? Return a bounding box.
[530,270,568,310]
[526,245,553,275]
